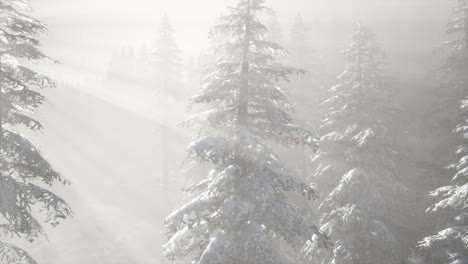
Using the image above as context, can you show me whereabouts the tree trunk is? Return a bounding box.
[0,55,3,149]
[356,23,365,116]
[356,23,363,98]
[465,6,468,91]
[234,0,251,164]
[237,0,251,128]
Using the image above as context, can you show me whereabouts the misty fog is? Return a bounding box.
[0,0,466,264]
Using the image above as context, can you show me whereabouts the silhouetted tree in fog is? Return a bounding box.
[152,15,182,211]
[0,1,72,263]
[265,13,283,44]
[286,14,327,180]
[289,15,315,71]
[105,47,153,90]
[306,23,410,264]
[419,0,468,263]
[163,0,328,263]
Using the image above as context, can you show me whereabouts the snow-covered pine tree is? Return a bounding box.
[0,1,72,263]
[419,97,468,264]
[418,1,468,263]
[152,15,182,212]
[163,0,327,263]
[306,23,409,264]
[425,0,468,171]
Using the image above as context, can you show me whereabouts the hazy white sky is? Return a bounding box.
[33,0,449,83]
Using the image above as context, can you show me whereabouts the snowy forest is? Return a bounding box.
[0,0,467,263]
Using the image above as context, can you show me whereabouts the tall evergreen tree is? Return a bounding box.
[0,1,72,263]
[152,15,182,212]
[153,15,181,93]
[420,97,468,264]
[419,1,468,263]
[163,0,327,263]
[307,24,409,264]
[425,0,468,171]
